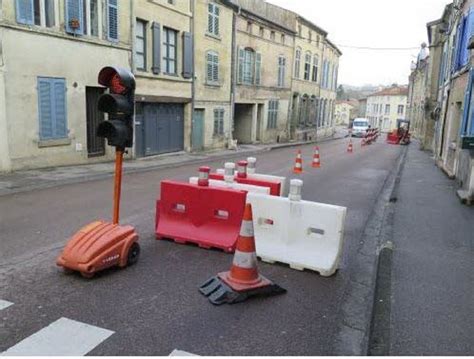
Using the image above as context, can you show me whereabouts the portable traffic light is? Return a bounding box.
[97,66,136,150]
[56,66,140,279]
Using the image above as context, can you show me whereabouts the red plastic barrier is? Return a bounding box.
[209,173,281,196]
[155,180,247,252]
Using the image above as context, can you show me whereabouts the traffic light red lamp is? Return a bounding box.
[57,67,140,278]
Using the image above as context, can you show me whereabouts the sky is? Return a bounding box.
[267,0,451,87]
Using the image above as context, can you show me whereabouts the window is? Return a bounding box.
[333,65,338,90]
[294,48,301,78]
[162,27,177,75]
[247,21,252,33]
[304,52,311,81]
[135,20,147,71]
[237,49,260,85]
[259,27,264,37]
[37,77,68,140]
[298,25,302,36]
[107,0,118,41]
[312,55,318,82]
[278,56,286,87]
[270,31,275,41]
[168,0,174,4]
[16,0,55,27]
[267,100,279,129]
[281,34,285,44]
[398,105,404,115]
[208,3,220,36]
[308,30,312,43]
[453,11,474,72]
[385,104,390,115]
[206,51,219,83]
[213,109,224,136]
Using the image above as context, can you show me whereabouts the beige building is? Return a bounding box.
[366,86,408,132]
[0,0,133,172]
[133,0,193,157]
[335,99,358,126]
[230,0,295,144]
[192,0,235,151]
[289,16,341,141]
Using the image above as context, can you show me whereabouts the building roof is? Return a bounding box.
[368,86,409,97]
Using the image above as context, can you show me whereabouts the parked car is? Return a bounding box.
[352,118,370,137]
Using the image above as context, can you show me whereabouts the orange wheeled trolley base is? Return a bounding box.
[56,220,139,278]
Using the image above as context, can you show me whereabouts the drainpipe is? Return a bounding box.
[229,6,240,147]
[191,0,196,151]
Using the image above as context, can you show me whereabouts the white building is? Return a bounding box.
[366,86,408,132]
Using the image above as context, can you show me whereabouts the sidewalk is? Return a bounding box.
[0,129,347,196]
[389,143,474,355]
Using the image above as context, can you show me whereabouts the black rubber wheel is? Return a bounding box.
[127,242,140,266]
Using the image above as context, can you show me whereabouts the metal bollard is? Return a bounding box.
[247,157,257,174]
[289,179,303,201]
[237,160,248,179]
[198,166,210,187]
[224,162,236,184]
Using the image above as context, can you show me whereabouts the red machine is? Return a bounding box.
[387,119,411,145]
[57,67,140,278]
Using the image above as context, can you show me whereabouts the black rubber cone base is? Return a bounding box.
[199,276,286,305]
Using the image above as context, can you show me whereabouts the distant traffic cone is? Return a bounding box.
[293,150,303,174]
[312,147,321,168]
[362,134,367,147]
[347,140,353,153]
[199,204,286,305]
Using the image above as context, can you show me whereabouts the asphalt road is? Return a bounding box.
[0,136,402,355]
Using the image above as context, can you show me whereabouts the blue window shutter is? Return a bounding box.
[107,0,119,41]
[16,0,34,25]
[461,70,473,136]
[65,0,84,34]
[53,79,67,138]
[38,78,67,140]
[38,78,54,140]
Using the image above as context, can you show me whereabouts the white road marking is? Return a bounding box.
[169,349,198,356]
[0,300,13,311]
[1,317,114,356]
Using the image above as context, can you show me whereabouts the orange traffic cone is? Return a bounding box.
[293,150,303,174]
[199,204,286,305]
[347,140,353,153]
[312,147,321,168]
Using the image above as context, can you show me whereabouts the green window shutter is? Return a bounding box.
[238,48,244,84]
[255,52,262,85]
[182,32,193,79]
[151,22,161,74]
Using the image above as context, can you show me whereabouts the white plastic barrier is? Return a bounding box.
[189,177,270,195]
[216,157,287,196]
[247,179,347,277]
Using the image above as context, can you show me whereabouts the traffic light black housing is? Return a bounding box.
[96,66,136,150]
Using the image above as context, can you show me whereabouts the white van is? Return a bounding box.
[352,118,370,137]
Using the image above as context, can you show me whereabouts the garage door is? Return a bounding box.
[136,103,185,157]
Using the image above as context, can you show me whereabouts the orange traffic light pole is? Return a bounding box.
[112,149,124,225]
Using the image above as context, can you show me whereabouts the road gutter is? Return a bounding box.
[334,145,409,355]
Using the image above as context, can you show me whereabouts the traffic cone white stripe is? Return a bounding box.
[232,250,258,269]
[240,219,254,237]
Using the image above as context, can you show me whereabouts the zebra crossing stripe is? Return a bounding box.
[1,317,114,356]
[169,349,198,356]
[0,300,13,311]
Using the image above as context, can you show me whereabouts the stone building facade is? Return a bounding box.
[407,0,474,204]
[0,0,340,172]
